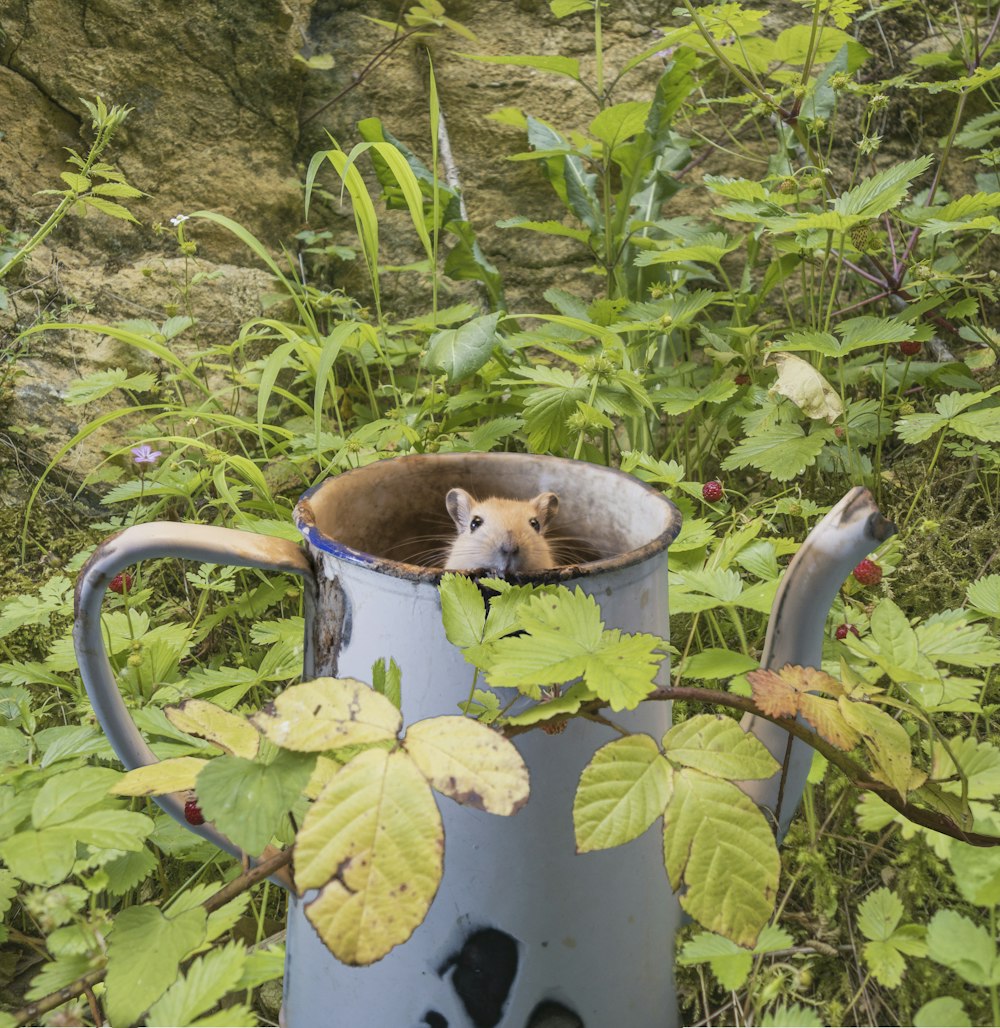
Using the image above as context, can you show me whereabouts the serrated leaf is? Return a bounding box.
[858,886,903,941]
[296,748,443,965]
[681,648,759,680]
[65,368,158,405]
[948,843,1000,907]
[967,574,1000,618]
[663,769,779,946]
[253,677,401,751]
[166,700,260,758]
[839,699,913,797]
[761,1003,825,1027]
[439,573,487,648]
[82,195,139,222]
[502,682,591,726]
[663,715,780,780]
[926,909,1000,986]
[32,766,122,827]
[197,750,314,855]
[590,101,651,149]
[111,757,209,796]
[914,996,971,1028]
[678,925,794,990]
[867,599,941,687]
[146,940,246,1027]
[748,665,846,718]
[106,904,207,1027]
[574,734,674,852]
[721,423,830,481]
[0,829,76,885]
[915,610,1000,668]
[834,156,934,217]
[403,715,529,815]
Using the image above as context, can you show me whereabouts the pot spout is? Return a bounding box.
[741,487,895,839]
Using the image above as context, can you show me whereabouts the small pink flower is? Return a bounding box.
[131,444,162,465]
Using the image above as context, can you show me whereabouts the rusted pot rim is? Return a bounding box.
[294,453,682,585]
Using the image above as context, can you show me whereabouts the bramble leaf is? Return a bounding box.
[663,714,780,780]
[439,573,487,648]
[574,734,673,852]
[105,904,207,1027]
[926,909,1000,986]
[403,715,529,815]
[197,750,314,855]
[663,768,779,946]
[721,423,831,481]
[166,699,260,758]
[253,678,402,751]
[111,757,209,796]
[296,748,443,965]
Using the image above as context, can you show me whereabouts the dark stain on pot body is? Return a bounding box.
[526,999,584,1027]
[310,571,350,679]
[439,927,519,1028]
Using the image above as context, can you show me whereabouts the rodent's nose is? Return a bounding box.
[499,534,520,557]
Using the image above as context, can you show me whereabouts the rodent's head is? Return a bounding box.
[444,489,560,575]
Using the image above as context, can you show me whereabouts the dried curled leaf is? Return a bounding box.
[748,666,858,750]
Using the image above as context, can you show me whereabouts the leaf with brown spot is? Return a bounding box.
[253,678,401,752]
[295,748,443,965]
[166,699,259,759]
[402,716,530,816]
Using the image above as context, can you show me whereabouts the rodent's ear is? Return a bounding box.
[531,492,559,529]
[446,488,474,530]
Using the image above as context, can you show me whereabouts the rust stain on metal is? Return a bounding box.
[313,573,350,678]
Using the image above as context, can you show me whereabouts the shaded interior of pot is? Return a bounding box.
[298,453,681,572]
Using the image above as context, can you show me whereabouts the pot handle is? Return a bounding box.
[74,522,315,888]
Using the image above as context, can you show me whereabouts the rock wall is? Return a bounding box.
[0,0,674,487]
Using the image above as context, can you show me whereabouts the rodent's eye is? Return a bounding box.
[469,515,483,532]
[529,518,541,532]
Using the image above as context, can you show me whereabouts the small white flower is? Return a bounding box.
[169,214,190,226]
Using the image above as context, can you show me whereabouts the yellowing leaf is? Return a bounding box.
[166,700,259,759]
[766,352,843,423]
[663,768,779,947]
[402,716,529,816]
[296,748,443,965]
[748,664,846,718]
[662,714,780,780]
[253,678,401,751]
[574,734,673,852]
[798,694,861,750]
[110,757,209,796]
[840,698,914,799]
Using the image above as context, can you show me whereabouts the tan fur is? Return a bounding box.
[444,489,559,574]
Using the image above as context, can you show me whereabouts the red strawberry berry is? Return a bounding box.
[184,798,205,826]
[899,341,921,357]
[835,623,860,640]
[109,572,133,594]
[852,559,883,586]
[702,481,724,503]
